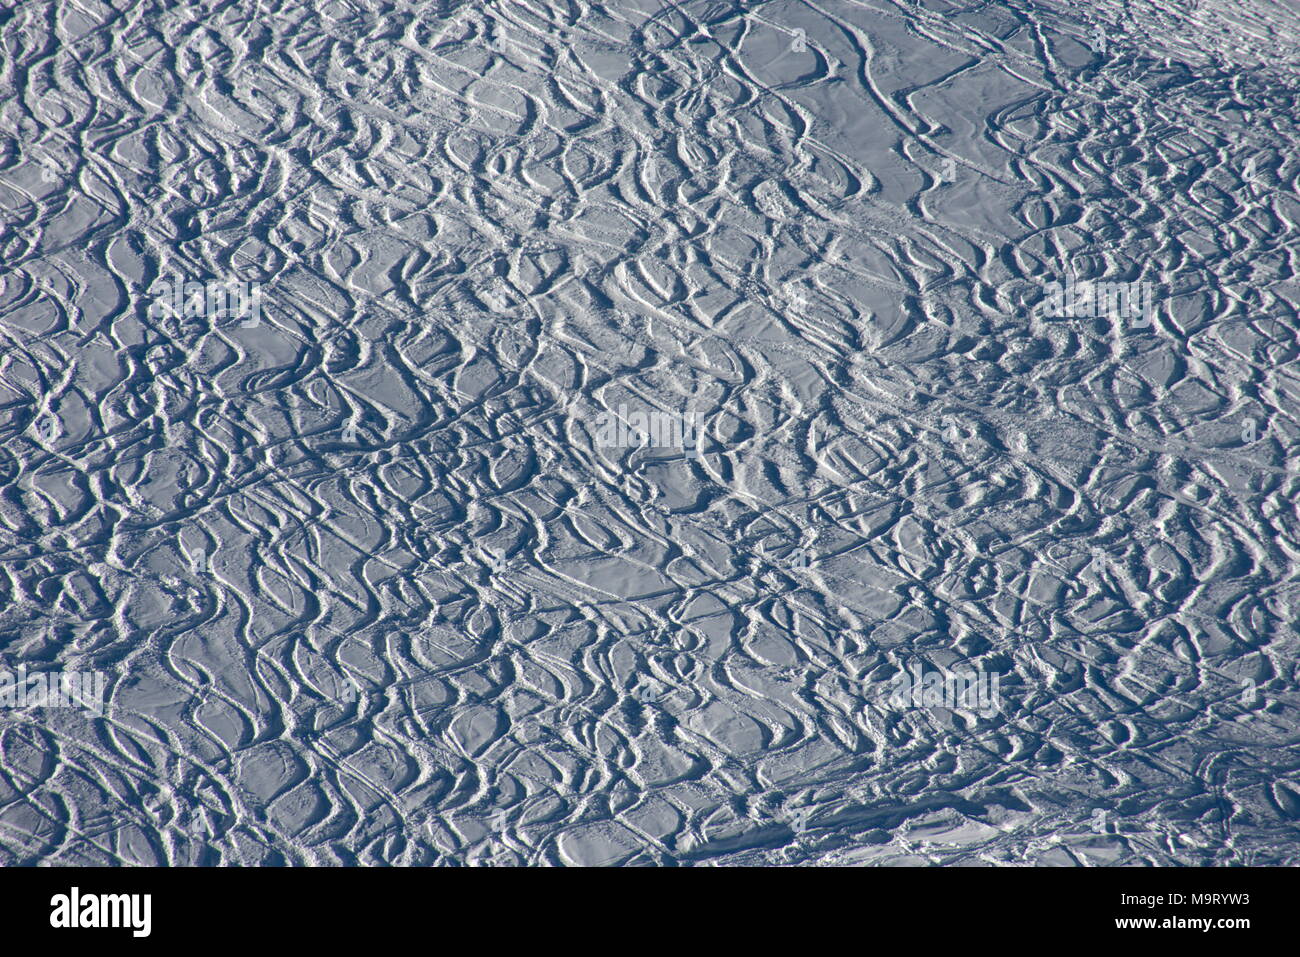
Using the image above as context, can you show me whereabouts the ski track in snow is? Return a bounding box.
[0,0,1298,866]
